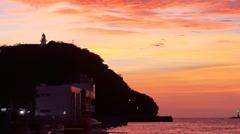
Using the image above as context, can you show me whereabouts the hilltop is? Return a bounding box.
[0,41,159,126]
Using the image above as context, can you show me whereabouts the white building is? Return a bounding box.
[35,80,95,121]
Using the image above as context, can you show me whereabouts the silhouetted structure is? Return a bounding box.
[40,33,47,45]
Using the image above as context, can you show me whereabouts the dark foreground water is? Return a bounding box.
[108,118,240,134]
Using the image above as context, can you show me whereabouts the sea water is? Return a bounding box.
[108,118,240,134]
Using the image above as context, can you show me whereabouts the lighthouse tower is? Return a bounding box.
[40,33,47,46]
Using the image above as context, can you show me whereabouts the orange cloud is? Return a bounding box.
[170,19,234,30]
[12,0,63,6]
[69,27,140,35]
[13,0,240,15]
[90,15,234,30]
[201,0,240,15]
[54,8,80,15]
[13,0,239,30]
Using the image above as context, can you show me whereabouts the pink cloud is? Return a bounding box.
[54,8,80,15]
[89,15,235,30]
[170,19,234,30]
[13,0,239,30]
[12,0,239,12]
[69,27,140,35]
[13,0,240,16]
[12,0,63,6]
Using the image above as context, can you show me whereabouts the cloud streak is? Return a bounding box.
[90,15,235,30]
[54,8,80,15]
[13,0,240,15]
[12,0,240,31]
[69,27,140,35]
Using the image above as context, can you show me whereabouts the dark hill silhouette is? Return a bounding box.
[0,41,159,126]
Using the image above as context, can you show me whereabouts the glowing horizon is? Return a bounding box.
[1,0,240,117]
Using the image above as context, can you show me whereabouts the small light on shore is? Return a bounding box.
[0,108,7,112]
[19,110,25,115]
[19,108,26,115]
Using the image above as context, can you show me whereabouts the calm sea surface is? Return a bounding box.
[108,118,240,134]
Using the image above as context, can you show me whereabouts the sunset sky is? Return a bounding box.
[1,0,240,117]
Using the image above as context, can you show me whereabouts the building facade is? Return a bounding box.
[35,79,95,122]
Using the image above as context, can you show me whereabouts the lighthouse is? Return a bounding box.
[40,33,47,46]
